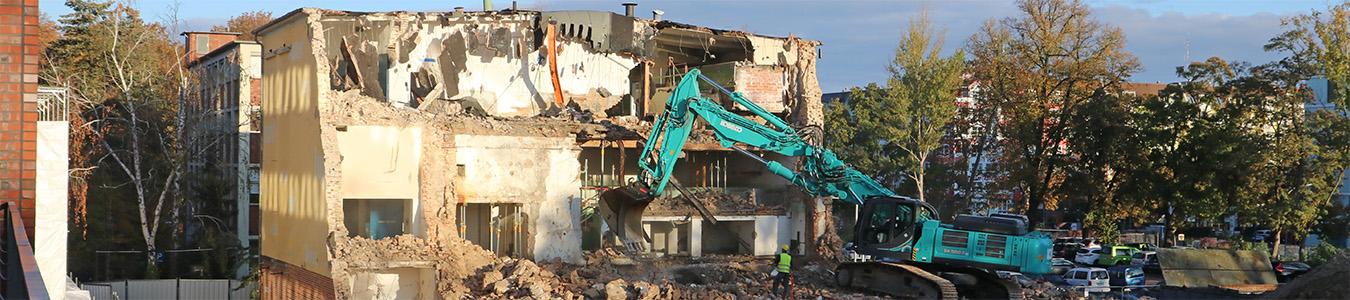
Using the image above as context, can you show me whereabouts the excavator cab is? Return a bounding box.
[852,196,935,259]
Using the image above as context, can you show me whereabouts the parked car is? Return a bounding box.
[1107,265,1146,286]
[1054,241,1085,259]
[1273,261,1311,282]
[1055,237,1084,244]
[1075,248,1103,265]
[1254,229,1274,242]
[1130,251,1160,271]
[1050,258,1075,275]
[996,271,1038,288]
[1095,246,1139,266]
[1064,267,1111,293]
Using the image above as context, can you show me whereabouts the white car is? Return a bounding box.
[1064,267,1110,293]
[1074,248,1103,265]
[1131,251,1158,269]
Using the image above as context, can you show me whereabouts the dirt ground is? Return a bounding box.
[1265,253,1350,299]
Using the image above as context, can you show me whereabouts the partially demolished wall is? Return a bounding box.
[256,7,824,298]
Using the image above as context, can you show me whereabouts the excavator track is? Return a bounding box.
[835,262,1023,300]
[835,262,958,300]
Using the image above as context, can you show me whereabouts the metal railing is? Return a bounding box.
[36,87,68,122]
[1068,284,1160,298]
[81,279,255,300]
[0,202,48,299]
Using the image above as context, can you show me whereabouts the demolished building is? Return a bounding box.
[253,5,825,298]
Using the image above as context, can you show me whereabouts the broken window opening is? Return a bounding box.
[456,203,528,258]
[344,199,412,240]
[702,220,755,255]
[642,220,690,255]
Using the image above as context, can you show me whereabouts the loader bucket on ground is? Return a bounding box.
[598,185,652,253]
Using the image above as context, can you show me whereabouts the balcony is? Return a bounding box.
[0,202,48,299]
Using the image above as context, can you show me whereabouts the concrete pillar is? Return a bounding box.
[689,221,702,257]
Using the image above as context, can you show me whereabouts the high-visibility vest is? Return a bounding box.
[777,253,792,273]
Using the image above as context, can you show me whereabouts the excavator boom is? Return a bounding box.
[598,69,1049,299]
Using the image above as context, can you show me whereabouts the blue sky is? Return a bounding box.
[41,0,1339,91]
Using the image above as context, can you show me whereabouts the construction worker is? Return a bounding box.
[773,244,792,297]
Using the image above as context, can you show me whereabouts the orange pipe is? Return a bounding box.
[546,22,564,107]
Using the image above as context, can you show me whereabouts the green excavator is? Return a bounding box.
[598,69,1052,299]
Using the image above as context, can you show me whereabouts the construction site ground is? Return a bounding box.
[463,249,889,299]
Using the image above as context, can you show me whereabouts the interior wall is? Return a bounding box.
[337,126,424,237]
[318,12,639,117]
[453,135,583,263]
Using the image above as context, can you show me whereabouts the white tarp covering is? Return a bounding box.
[36,121,70,299]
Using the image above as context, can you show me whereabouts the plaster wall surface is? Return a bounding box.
[337,126,424,236]
[453,135,583,263]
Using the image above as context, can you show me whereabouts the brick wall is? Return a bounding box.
[0,0,39,237]
[260,256,335,300]
[183,32,239,62]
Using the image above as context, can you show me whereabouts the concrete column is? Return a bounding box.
[689,221,702,257]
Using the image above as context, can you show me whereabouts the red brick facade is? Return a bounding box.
[0,0,39,237]
[260,256,335,300]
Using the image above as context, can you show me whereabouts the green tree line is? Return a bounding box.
[827,0,1350,257]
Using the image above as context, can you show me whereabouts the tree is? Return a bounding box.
[966,0,1139,225]
[1266,2,1349,106]
[824,14,964,205]
[1254,2,1350,257]
[211,11,272,41]
[44,0,186,277]
[1061,91,1147,241]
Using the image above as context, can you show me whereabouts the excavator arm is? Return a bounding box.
[636,69,900,204]
[599,69,932,253]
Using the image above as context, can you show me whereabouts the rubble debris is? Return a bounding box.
[1266,252,1350,299]
[645,188,783,216]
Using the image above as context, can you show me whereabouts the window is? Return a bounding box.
[1091,271,1108,280]
[1071,271,1086,280]
[196,35,210,54]
[456,203,527,257]
[344,199,411,240]
[861,201,916,246]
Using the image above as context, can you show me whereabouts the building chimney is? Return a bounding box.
[622,3,637,17]
[652,9,664,21]
[483,0,493,11]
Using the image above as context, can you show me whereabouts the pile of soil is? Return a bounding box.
[1266,253,1350,299]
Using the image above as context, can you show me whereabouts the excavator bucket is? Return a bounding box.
[598,185,652,253]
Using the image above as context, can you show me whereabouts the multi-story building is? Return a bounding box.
[1306,77,1350,247]
[182,31,263,278]
[254,5,825,298]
